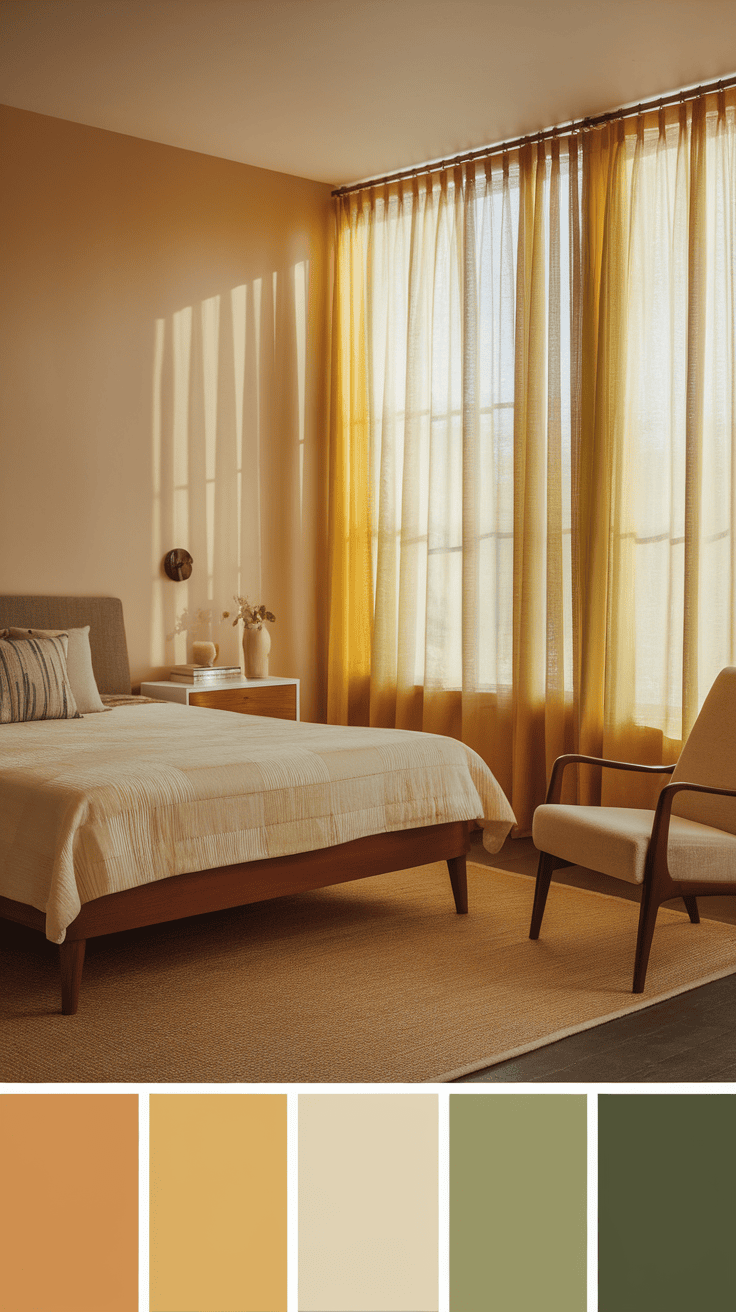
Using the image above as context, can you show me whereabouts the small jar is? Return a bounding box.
[192,641,219,667]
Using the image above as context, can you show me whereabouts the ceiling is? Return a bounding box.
[2,0,735,187]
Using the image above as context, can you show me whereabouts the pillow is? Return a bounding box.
[6,624,105,713]
[0,634,81,723]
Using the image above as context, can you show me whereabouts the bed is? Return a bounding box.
[0,596,515,1014]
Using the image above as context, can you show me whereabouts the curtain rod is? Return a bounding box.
[331,71,736,198]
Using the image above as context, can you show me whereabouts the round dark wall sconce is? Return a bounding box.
[164,549,193,581]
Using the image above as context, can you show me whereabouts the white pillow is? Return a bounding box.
[7,624,106,713]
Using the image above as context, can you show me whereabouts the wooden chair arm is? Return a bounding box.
[648,779,736,869]
[545,754,676,804]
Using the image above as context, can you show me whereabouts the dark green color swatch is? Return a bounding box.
[450,1094,586,1311]
[599,1094,736,1312]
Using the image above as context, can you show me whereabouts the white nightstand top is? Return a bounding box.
[141,676,298,691]
[140,676,300,719]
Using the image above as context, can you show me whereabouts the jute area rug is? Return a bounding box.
[3,861,736,1084]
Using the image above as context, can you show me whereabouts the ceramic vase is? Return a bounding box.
[243,624,270,678]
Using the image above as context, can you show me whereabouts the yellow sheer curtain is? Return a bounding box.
[328,153,575,827]
[327,89,736,831]
[580,94,735,808]
[326,199,373,725]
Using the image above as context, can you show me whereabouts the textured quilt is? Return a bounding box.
[0,703,515,941]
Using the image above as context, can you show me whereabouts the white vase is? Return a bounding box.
[243,624,270,678]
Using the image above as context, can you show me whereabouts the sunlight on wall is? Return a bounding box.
[294,261,308,534]
[231,283,247,588]
[175,306,195,662]
[202,294,220,600]
[149,264,324,674]
[240,277,263,601]
[151,318,166,666]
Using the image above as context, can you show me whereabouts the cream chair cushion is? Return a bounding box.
[533,804,736,885]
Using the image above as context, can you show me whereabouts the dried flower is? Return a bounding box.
[222,596,276,630]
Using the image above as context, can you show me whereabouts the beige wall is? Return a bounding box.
[0,105,332,719]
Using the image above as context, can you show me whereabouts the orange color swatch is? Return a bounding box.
[0,1094,138,1312]
[150,1093,287,1312]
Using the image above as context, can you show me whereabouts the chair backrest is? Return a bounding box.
[672,667,736,835]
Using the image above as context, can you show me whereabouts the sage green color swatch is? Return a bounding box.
[450,1094,586,1311]
[599,1094,736,1312]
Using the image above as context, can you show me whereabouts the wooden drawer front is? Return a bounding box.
[188,685,297,719]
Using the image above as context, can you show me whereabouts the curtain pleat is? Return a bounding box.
[326,199,373,725]
[511,142,552,822]
[327,89,736,832]
[683,97,707,738]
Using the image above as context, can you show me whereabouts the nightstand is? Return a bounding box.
[140,677,300,721]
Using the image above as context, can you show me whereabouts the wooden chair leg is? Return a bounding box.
[529,851,567,939]
[683,895,700,924]
[447,855,468,914]
[632,882,662,994]
[59,938,86,1015]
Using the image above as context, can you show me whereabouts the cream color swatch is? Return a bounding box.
[299,1094,438,1311]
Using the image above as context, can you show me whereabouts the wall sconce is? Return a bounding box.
[164,549,193,581]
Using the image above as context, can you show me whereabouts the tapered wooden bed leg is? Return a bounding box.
[60,939,86,1015]
[447,855,468,913]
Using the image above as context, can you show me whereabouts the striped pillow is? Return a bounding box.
[6,625,106,713]
[0,634,81,723]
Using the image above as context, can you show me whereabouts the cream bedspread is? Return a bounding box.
[0,703,515,942]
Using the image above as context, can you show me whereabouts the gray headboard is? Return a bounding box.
[0,596,132,694]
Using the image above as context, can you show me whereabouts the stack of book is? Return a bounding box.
[170,664,243,685]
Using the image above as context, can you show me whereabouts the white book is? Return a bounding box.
[170,669,243,684]
[171,663,241,676]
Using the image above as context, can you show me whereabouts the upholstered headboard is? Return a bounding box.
[0,596,132,694]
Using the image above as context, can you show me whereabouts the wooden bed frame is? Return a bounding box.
[1,822,470,1015]
[0,595,472,1015]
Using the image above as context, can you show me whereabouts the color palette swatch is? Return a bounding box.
[149,1093,287,1312]
[450,1093,587,1312]
[5,1088,735,1312]
[0,1094,138,1312]
[299,1093,438,1311]
[598,1094,736,1312]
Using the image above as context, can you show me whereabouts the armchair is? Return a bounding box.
[529,668,736,992]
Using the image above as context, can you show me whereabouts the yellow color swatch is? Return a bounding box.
[150,1093,287,1312]
[0,1094,138,1312]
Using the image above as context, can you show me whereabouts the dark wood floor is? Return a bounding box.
[458,834,736,1084]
